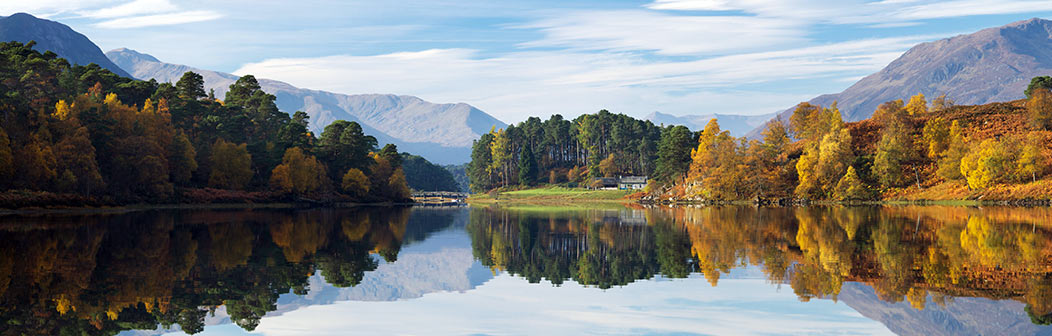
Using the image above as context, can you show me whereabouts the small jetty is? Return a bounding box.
[411,191,469,206]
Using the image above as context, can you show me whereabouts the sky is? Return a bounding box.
[4,1,1052,123]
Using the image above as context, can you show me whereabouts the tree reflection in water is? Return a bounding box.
[1,205,1051,335]
[0,207,419,335]
[467,205,1052,325]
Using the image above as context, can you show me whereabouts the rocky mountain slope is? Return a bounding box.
[107,48,505,164]
[0,13,131,78]
[750,17,1052,137]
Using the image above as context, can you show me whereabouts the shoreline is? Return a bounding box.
[0,201,420,217]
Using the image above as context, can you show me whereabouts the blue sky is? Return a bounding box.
[4,1,1052,123]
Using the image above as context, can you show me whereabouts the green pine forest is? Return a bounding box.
[0,41,459,207]
[468,77,1052,203]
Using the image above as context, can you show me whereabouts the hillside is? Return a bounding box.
[107,48,506,164]
[750,17,1052,137]
[647,111,776,137]
[0,13,130,78]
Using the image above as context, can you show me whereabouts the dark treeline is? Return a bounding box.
[0,41,412,204]
[467,110,670,192]
[467,77,1052,201]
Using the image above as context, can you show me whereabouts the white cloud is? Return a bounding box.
[80,0,177,19]
[646,0,1052,24]
[892,0,1052,20]
[519,10,804,56]
[0,0,111,18]
[94,10,222,28]
[233,34,930,122]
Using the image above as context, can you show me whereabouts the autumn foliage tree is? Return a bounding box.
[1028,88,1052,130]
[270,147,328,194]
[209,139,253,190]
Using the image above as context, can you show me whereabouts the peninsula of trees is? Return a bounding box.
[0,41,415,206]
[468,77,1052,202]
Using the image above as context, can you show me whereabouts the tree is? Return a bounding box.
[929,94,954,112]
[1025,76,1052,99]
[387,168,412,200]
[835,166,866,200]
[794,105,852,199]
[1028,88,1052,130]
[467,132,495,192]
[937,121,967,181]
[654,125,694,183]
[599,154,617,177]
[1015,133,1047,183]
[318,120,377,180]
[168,131,197,185]
[0,128,12,187]
[175,71,206,101]
[921,117,950,159]
[53,127,105,194]
[905,93,927,115]
[518,145,538,185]
[341,168,370,197]
[209,139,253,189]
[873,122,913,187]
[269,147,328,194]
[960,139,1010,190]
[489,128,512,187]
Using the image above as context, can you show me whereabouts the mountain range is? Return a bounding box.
[0,13,504,165]
[747,17,1052,137]
[106,48,506,164]
[646,111,776,136]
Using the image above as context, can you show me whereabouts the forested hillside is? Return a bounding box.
[467,78,1052,202]
[0,41,412,206]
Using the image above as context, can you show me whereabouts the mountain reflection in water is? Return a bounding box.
[0,205,1050,335]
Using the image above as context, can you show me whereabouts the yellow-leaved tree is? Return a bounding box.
[341,168,370,198]
[960,139,1010,190]
[793,103,853,199]
[1014,132,1048,183]
[835,166,866,200]
[269,147,328,194]
[905,93,928,115]
[1028,88,1052,129]
[209,139,253,189]
[937,120,968,181]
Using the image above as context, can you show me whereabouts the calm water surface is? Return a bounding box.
[1,205,1051,335]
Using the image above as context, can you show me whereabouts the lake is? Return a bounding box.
[1,204,1051,335]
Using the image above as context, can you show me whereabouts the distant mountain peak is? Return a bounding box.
[748,17,1052,137]
[0,13,132,78]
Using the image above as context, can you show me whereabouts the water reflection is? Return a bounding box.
[0,207,435,335]
[467,205,1052,328]
[0,205,1050,335]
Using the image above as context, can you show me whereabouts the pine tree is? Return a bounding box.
[517,145,538,185]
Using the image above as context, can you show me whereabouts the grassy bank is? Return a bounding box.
[467,186,635,205]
